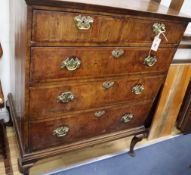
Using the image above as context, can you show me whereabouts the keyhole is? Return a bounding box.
[82,20,86,24]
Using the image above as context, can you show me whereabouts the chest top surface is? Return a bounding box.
[26,0,191,21]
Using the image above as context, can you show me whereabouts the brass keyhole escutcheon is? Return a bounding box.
[132,84,144,95]
[121,113,134,123]
[102,81,115,89]
[144,56,157,67]
[112,49,124,58]
[94,110,106,118]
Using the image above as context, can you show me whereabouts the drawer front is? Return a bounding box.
[30,101,152,151]
[32,10,122,43]
[30,47,175,82]
[121,18,186,44]
[32,10,186,44]
[29,75,164,116]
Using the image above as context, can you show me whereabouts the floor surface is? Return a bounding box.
[49,134,191,175]
[0,127,181,175]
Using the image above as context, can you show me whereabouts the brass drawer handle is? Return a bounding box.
[74,15,94,30]
[144,56,157,67]
[112,49,124,58]
[102,81,115,89]
[132,84,144,95]
[121,113,134,123]
[61,56,81,71]
[94,110,106,118]
[153,23,166,35]
[53,126,69,137]
[57,92,75,103]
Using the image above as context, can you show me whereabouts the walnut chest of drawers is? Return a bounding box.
[9,0,191,174]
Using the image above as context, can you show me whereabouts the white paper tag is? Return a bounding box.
[151,36,161,51]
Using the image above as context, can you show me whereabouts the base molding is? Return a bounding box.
[8,93,148,175]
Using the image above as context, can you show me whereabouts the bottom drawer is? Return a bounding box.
[30,101,152,151]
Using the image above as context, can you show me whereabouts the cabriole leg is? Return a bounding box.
[128,133,148,157]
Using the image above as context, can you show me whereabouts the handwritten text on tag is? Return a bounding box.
[151,36,161,51]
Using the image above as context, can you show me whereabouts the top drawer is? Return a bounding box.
[32,10,186,44]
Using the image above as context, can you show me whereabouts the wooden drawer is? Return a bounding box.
[32,10,186,44]
[29,75,164,116]
[30,47,175,82]
[29,101,152,151]
[32,10,122,43]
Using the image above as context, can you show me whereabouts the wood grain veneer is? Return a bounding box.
[29,75,164,116]
[30,101,152,151]
[32,10,186,44]
[30,47,175,82]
